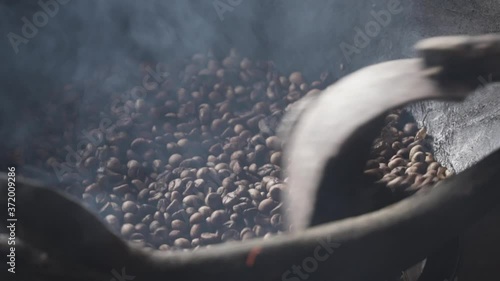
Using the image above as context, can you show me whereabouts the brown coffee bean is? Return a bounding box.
[122,201,138,214]
[388,158,405,169]
[169,230,185,240]
[142,214,154,225]
[183,195,203,208]
[258,198,277,214]
[415,127,427,141]
[106,157,122,173]
[270,152,282,165]
[270,214,282,228]
[84,156,99,170]
[240,228,255,240]
[408,145,423,160]
[265,136,281,150]
[105,215,120,230]
[210,210,228,226]
[131,138,151,152]
[411,151,425,163]
[166,199,181,213]
[437,166,447,179]
[149,220,161,233]
[174,238,191,249]
[391,141,403,151]
[230,160,242,175]
[387,176,404,189]
[240,58,252,70]
[403,123,418,136]
[248,188,263,201]
[299,83,309,92]
[211,119,226,134]
[131,179,145,190]
[396,148,409,158]
[190,224,203,238]
[158,244,170,251]
[200,232,220,244]
[121,223,135,238]
[214,163,228,171]
[189,212,204,225]
[168,154,183,167]
[268,184,284,201]
[84,183,101,195]
[222,192,238,208]
[221,229,240,242]
[222,178,236,192]
[205,193,223,210]
[401,136,414,147]
[123,212,138,224]
[134,223,148,236]
[424,153,434,163]
[198,206,212,218]
[171,220,187,231]
[231,150,246,162]
[407,163,426,174]
[289,72,304,85]
[427,162,440,172]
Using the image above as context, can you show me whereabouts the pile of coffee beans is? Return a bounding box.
[22,49,451,252]
[366,109,453,197]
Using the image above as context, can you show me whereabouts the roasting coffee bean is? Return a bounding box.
[200,232,220,244]
[210,210,228,226]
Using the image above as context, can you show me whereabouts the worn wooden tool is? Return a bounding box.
[2,34,500,281]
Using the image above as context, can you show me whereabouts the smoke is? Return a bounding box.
[0,0,418,170]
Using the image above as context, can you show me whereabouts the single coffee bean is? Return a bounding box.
[190,224,204,238]
[415,127,427,141]
[200,232,220,244]
[169,230,185,240]
[270,151,282,165]
[427,162,440,172]
[221,229,240,242]
[122,201,138,214]
[123,212,139,224]
[168,154,183,167]
[240,228,255,240]
[183,195,203,208]
[134,223,148,236]
[411,151,425,163]
[121,223,135,238]
[223,192,238,208]
[403,123,418,136]
[105,215,120,230]
[289,72,304,85]
[205,193,223,210]
[388,158,405,169]
[166,199,181,213]
[174,238,191,249]
[189,212,204,225]
[258,198,277,214]
[210,210,228,226]
[198,206,212,218]
[268,184,284,201]
[149,220,162,233]
[106,157,122,173]
[265,136,281,150]
[171,220,187,231]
